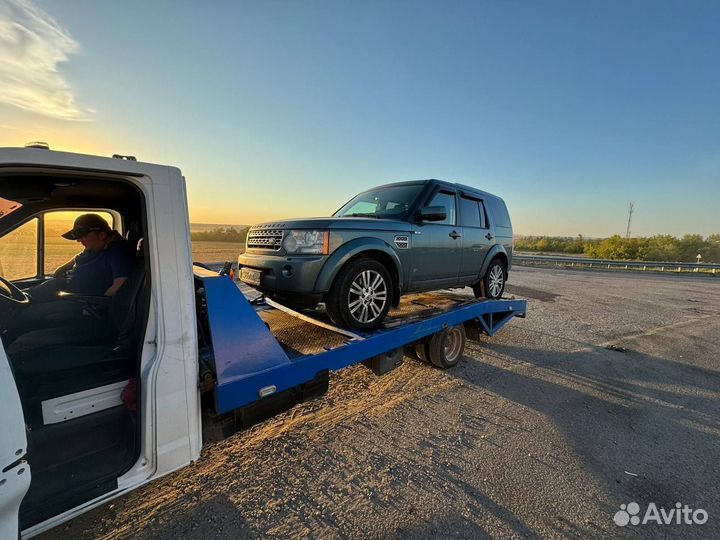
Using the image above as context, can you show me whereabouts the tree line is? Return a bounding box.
[515,234,720,263]
[191,226,248,243]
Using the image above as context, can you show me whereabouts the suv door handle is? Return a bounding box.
[449,231,462,239]
[485,233,494,240]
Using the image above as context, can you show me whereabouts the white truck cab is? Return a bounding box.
[0,148,202,538]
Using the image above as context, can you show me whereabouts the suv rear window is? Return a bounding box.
[485,197,511,228]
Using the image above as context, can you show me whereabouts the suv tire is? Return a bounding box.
[325,258,392,330]
[474,258,507,300]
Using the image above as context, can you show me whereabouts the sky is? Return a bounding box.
[0,0,718,237]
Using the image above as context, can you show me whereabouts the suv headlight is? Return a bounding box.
[283,230,329,254]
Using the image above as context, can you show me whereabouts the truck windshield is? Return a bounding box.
[334,184,424,219]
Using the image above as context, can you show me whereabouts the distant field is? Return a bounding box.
[190,241,244,264]
[0,219,245,281]
[189,223,246,262]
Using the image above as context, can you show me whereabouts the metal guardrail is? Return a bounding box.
[514,254,720,274]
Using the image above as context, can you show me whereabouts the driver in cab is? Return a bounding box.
[28,213,135,302]
[4,214,136,346]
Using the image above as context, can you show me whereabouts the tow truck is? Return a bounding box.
[0,147,526,539]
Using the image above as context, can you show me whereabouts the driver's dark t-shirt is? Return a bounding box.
[66,234,134,295]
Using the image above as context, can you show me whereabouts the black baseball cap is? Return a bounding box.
[62,214,112,240]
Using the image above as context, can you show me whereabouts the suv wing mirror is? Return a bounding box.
[418,206,447,222]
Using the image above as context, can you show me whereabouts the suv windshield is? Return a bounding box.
[334,183,424,219]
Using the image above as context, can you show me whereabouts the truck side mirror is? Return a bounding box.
[418,206,447,222]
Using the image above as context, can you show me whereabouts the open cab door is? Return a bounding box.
[0,343,30,540]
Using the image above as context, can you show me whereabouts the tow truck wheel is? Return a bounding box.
[414,341,430,363]
[428,325,466,369]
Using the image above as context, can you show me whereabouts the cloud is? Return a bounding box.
[0,0,91,120]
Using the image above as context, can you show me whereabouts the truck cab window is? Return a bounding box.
[0,218,38,281]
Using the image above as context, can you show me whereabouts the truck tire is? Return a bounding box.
[414,341,430,363]
[474,258,506,300]
[325,258,392,330]
[427,325,466,369]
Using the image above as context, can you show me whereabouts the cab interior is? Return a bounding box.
[0,170,150,529]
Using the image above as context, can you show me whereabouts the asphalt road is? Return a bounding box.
[40,266,720,540]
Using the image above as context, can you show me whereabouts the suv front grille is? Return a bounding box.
[247,228,284,250]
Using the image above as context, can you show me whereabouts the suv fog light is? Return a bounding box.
[282,265,294,277]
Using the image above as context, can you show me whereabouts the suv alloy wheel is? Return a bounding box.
[325,258,392,330]
[473,258,507,300]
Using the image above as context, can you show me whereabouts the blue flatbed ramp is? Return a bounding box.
[196,270,526,415]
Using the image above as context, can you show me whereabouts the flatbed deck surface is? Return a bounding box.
[246,285,514,359]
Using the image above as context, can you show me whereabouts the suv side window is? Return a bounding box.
[460,197,481,228]
[427,191,456,226]
[478,200,489,228]
[460,196,489,229]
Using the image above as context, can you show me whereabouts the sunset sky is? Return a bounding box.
[0,0,718,236]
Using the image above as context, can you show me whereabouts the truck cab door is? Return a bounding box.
[0,344,30,540]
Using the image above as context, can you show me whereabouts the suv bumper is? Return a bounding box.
[238,252,327,305]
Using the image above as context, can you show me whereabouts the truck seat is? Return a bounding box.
[9,263,149,428]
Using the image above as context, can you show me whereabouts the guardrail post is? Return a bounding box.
[661,266,664,272]
[643,265,646,271]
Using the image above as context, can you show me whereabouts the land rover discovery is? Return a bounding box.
[238,180,512,330]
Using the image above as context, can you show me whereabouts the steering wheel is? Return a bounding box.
[0,276,30,305]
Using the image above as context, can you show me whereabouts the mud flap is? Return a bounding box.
[464,318,484,340]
